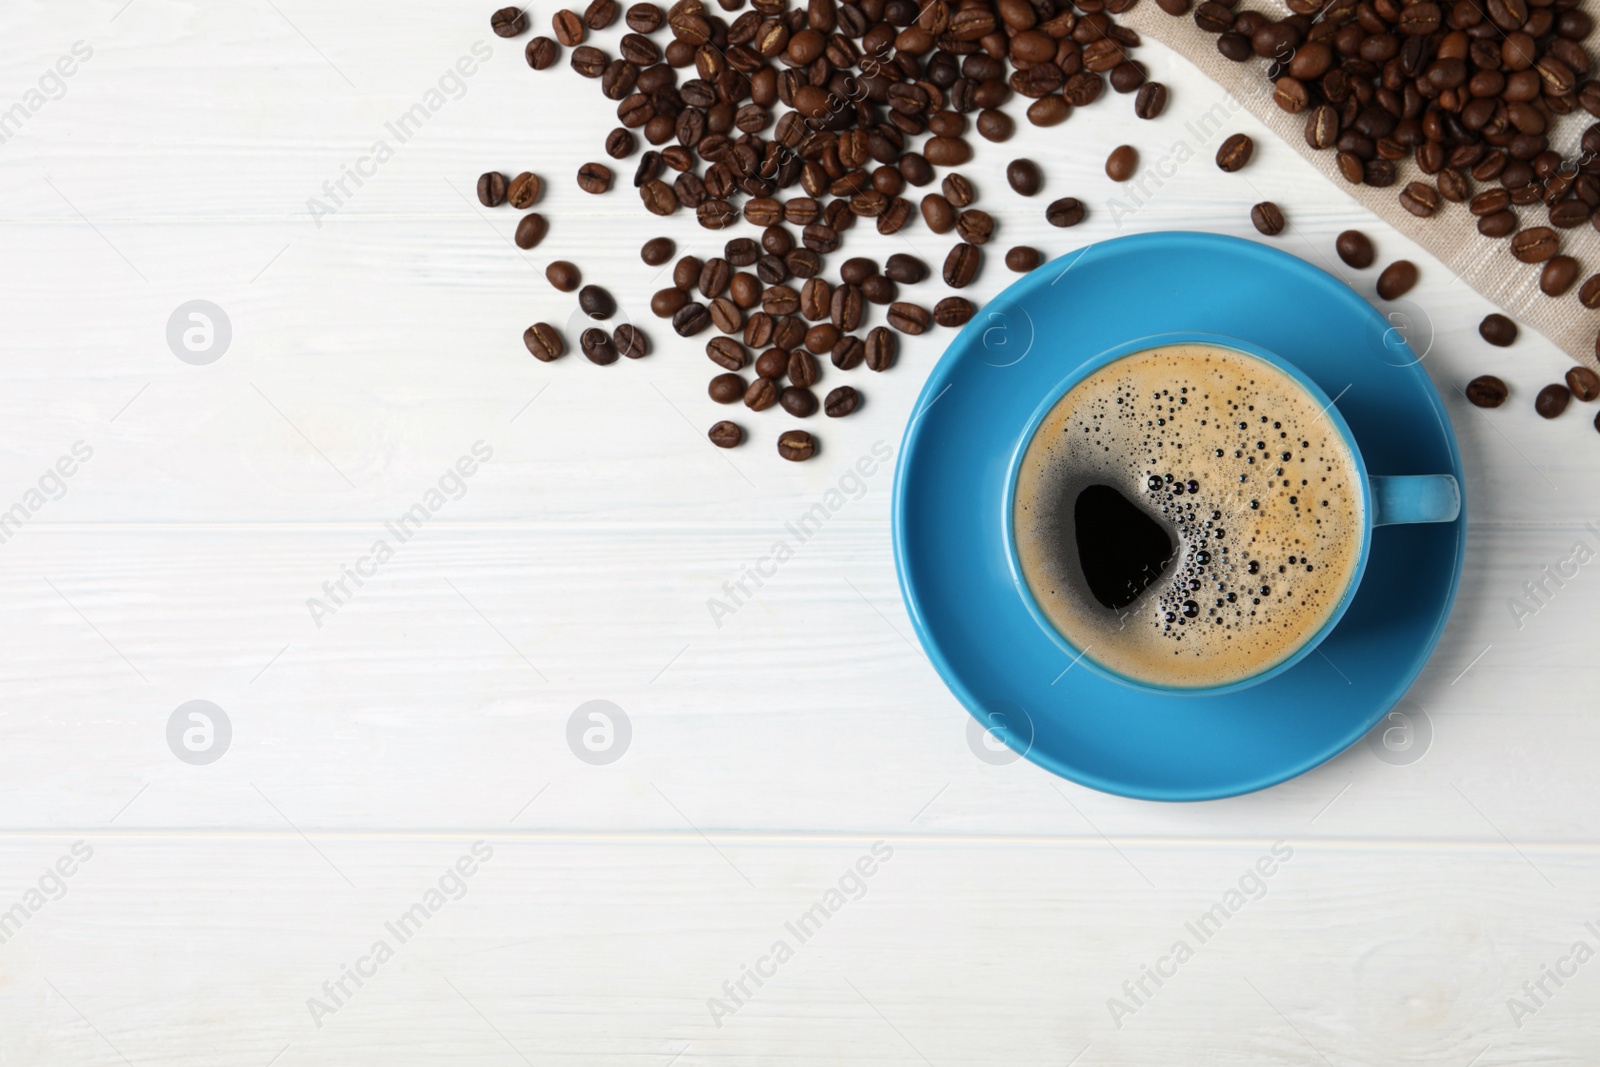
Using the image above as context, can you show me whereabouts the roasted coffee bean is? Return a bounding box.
[642,237,675,265]
[523,323,565,362]
[830,285,864,331]
[729,272,762,309]
[1580,274,1600,309]
[1465,375,1509,408]
[750,348,784,380]
[1007,158,1043,196]
[777,351,814,389]
[885,254,929,284]
[492,7,528,36]
[477,171,509,207]
[785,249,822,278]
[553,9,585,45]
[763,285,800,316]
[1046,197,1086,227]
[577,162,613,194]
[887,302,931,335]
[1536,383,1571,418]
[934,296,976,327]
[1216,133,1255,172]
[771,316,807,352]
[1028,96,1072,126]
[610,323,647,359]
[1106,145,1138,181]
[1479,314,1518,347]
[578,285,616,320]
[526,36,560,68]
[708,297,742,333]
[800,277,831,320]
[1511,227,1559,263]
[777,430,816,461]
[865,326,898,370]
[673,256,702,291]
[1376,260,1418,300]
[744,377,779,411]
[1251,201,1286,235]
[956,210,995,245]
[1566,367,1600,403]
[724,239,759,268]
[921,194,957,233]
[1479,211,1518,238]
[1551,200,1591,229]
[831,335,864,370]
[580,327,618,365]
[698,258,731,299]
[1399,182,1441,218]
[942,174,976,209]
[1437,169,1470,204]
[640,180,677,215]
[709,372,745,403]
[708,420,743,447]
[1006,246,1042,272]
[570,46,607,78]
[707,338,748,373]
[626,3,662,32]
[864,275,902,303]
[780,386,819,417]
[674,302,711,336]
[801,223,839,253]
[943,243,982,288]
[1134,82,1168,119]
[824,386,859,417]
[1470,189,1511,217]
[584,0,618,29]
[977,109,1014,142]
[651,287,688,318]
[515,213,549,250]
[509,172,543,209]
[1304,104,1339,150]
[546,260,580,291]
[1542,256,1580,297]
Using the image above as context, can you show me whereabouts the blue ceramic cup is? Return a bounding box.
[1003,331,1461,698]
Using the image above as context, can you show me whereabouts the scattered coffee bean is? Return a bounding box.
[578,285,616,320]
[780,386,819,417]
[1046,197,1086,227]
[508,172,543,209]
[708,420,743,448]
[1006,246,1042,272]
[577,162,613,194]
[523,323,565,362]
[787,350,820,388]
[605,127,636,159]
[673,302,711,336]
[865,326,897,370]
[1007,159,1042,196]
[1251,202,1285,236]
[1216,133,1254,172]
[1464,374,1508,408]
[1134,82,1168,119]
[755,348,787,379]
[651,287,688,318]
[673,256,702,291]
[514,213,548,250]
[641,237,674,265]
[943,243,981,288]
[1106,145,1139,182]
[1536,383,1571,419]
[1479,314,1518,347]
[1542,256,1579,297]
[824,386,860,417]
[935,297,976,327]
[709,373,745,403]
[745,377,779,411]
[477,172,509,207]
[956,210,995,246]
[1511,228,1560,264]
[884,254,928,284]
[887,302,931,335]
[1336,230,1375,269]
[1398,182,1440,218]
[525,37,560,69]
[1581,275,1600,310]
[580,327,618,365]
[546,260,580,291]
[552,9,584,45]
[1376,260,1419,300]
[698,258,731,300]
[613,323,648,358]
[1566,367,1600,403]
[492,7,528,37]
[777,430,816,462]
[707,337,747,370]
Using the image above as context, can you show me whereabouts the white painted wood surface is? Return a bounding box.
[2,1,1599,1063]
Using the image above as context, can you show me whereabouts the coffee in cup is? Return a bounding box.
[1012,342,1365,690]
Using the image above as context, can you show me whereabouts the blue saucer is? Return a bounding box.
[892,231,1467,801]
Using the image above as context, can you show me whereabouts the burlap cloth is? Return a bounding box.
[1120,3,1600,370]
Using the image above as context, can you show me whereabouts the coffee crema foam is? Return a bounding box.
[1013,344,1364,689]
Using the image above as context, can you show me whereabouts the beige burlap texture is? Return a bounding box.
[1120,3,1599,370]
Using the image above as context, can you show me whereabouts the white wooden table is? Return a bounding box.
[2,1,1597,1063]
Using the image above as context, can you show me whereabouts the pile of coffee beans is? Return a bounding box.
[484,0,1168,460]
[1161,0,1600,352]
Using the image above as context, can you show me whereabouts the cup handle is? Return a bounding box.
[1370,474,1461,526]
